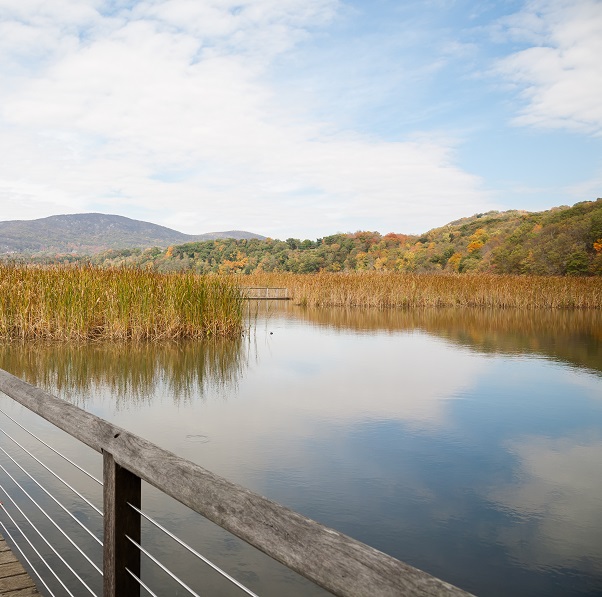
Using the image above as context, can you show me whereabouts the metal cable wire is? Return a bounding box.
[0,407,102,485]
[128,502,259,597]
[126,567,160,597]
[0,425,103,516]
[0,518,58,597]
[126,535,202,597]
[0,503,76,597]
[0,459,103,572]
[0,483,98,597]
[0,444,103,547]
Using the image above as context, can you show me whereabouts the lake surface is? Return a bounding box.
[0,304,601,596]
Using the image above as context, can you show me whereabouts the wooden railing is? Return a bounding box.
[241,287,289,300]
[0,368,472,597]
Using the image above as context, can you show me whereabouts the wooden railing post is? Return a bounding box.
[103,450,141,597]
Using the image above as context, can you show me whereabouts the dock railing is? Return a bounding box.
[240,287,289,300]
[0,368,472,597]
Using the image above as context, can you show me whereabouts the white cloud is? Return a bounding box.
[497,0,602,136]
[0,0,492,237]
[487,436,602,568]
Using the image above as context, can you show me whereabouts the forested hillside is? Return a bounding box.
[11,199,602,275]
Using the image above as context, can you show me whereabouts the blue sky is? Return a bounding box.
[0,0,600,239]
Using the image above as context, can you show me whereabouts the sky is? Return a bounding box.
[0,0,600,240]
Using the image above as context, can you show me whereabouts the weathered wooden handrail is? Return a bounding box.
[0,368,472,597]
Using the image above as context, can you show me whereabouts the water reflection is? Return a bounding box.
[0,305,601,596]
[2,306,599,403]
[0,338,246,407]
[488,436,602,569]
[284,305,602,375]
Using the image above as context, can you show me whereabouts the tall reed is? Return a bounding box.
[0,264,243,341]
[243,271,602,309]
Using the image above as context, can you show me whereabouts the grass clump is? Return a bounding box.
[244,271,602,309]
[0,264,244,341]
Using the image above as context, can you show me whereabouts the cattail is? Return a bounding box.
[0,264,244,341]
[243,272,602,309]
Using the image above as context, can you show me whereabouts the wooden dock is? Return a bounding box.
[0,534,39,596]
[241,286,290,300]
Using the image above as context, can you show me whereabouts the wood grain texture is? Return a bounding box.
[0,576,36,594]
[0,566,36,594]
[0,562,27,578]
[0,553,16,566]
[103,452,141,597]
[0,368,473,597]
[0,588,39,596]
[0,535,37,596]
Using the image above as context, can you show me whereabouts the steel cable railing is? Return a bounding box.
[0,458,103,576]
[0,407,102,486]
[0,501,74,597]
[0,517,58,597]
[0,425,103,516]
[0,405,103,596]
[0,485,98,597]
[126,534,203,597]
[126,567,160,597]
[0,445,103,549]
[0,404,259,597]
[128,502,259,597]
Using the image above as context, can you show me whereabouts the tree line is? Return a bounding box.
[9,199,602,276]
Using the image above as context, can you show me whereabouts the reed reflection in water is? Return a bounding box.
[0,337,246,408]
[277,303,602,375]
[1,306,600,403]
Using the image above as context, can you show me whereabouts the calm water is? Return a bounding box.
[0,304,601,596]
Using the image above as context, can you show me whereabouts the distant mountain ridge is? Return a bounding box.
[0,213,265,254]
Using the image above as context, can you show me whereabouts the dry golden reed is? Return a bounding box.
[0,264,243,341]
[243,271,602,309]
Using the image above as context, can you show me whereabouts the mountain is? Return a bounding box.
[0,213,265,254]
